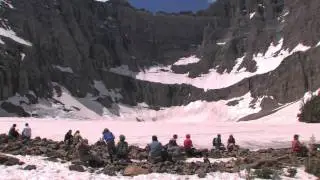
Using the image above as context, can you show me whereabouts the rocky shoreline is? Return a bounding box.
[0,134,319,178]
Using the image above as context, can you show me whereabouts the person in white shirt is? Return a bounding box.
[22,123,31,140]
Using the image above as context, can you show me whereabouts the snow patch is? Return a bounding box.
[0,28,32,46]
[93,81,122,101]
[186,157,235,163]
[216,42,226,46]
[316,41,320,47]
[173,55,200,66]
[1,0,14,9]
[110,39,310,90]
[249,12,256,19]
[53,65,74,73]
[20,53,25,61]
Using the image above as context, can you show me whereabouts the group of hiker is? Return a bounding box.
[6,123,319,165]
[8,123,31,140]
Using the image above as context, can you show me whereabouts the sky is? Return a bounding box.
[128,0,213,13]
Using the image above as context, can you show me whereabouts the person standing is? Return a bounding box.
[103,128,116,163]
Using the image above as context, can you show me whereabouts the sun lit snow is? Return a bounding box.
[0,28,32,46]
[249,12,256,19]
[110,39,311,91]
[1,0,14,9]
[53,65,74,73]
[216,42,226,46]
[173,55,200,66]
[20,53,25,61]
[316,41,320,47]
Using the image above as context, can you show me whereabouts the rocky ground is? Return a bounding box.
[0,134,319,179]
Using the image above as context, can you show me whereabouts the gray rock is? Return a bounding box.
[23,165,37,170]
[69,164,86,172]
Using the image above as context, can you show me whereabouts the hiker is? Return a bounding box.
[73,130,83,145]
[213,134,225,150]
[76,139,104,167]
[167,138,182,162]
[183,134,201,157]
[292,134,308,156]
[227,135,236,151]
[64,130,73,146]
[21,123,31,140]
[8,124,19,139]
[165,134,178,149]
[102,128,116,163]
[116,135,129,160]
[146,135,164,163]
[171,134,178,146]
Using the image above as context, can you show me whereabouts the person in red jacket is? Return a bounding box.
[292,134,302,153]
[183,134,202,157]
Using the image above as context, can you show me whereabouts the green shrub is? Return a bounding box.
[299,96,320,123]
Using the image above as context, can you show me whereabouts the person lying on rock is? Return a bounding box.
[213,134,225,151]
[227,135,237,152]
[292,134,308,157]
[76,139,104,167]
[102,128,116,163]
[146,135,166,163]
[116,134,129,161]
[21,123,31,140]
[183,134,202,157]
[167,138,182,162]
[73,130,83,145]
[8,124,19,139]
[64,130,73,146]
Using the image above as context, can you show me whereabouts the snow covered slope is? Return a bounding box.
[110,40,311,90]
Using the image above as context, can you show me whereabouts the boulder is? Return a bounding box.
[23,165,37,170]
[123,165,149,176]
[69,164,86,172]
[0,154,23,166]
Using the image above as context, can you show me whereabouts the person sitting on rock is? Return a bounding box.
[8,124,19,139]
[184,134,199,157]
[21,123,31,140]
[76,139,104,167]
[146,135,164,163]
[213,134,225,150]
[116,134,129,160]
[165,134,178,149]
[292,134,308,157]
[64,130,73,146]
[73,130,83,145]
[102,128,116,163]
[227,135,236,151]
[167,139,182,162]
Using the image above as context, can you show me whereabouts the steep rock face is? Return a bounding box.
[0,0,320,120]
[0,0,214,99]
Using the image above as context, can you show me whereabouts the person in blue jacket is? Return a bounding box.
[102,128,116,163]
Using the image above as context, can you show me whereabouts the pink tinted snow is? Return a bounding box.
[0,101,319,150]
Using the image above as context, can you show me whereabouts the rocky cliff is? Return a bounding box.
[0,0,319,120]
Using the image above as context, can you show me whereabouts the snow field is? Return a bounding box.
[110,40,311,90]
